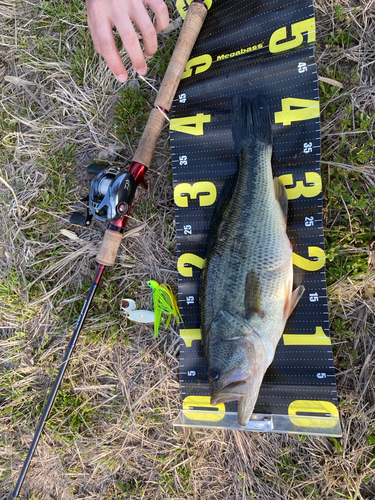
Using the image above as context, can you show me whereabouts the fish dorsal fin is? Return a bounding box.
[283,285,305,320]
[245,270,264,320]
[274,177,288,222]
[211,175,237,224]
[206,175,237,255]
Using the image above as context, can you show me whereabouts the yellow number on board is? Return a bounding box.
[288,400,339,429]
[174,181,217,207]
[180,329,202,347]
[176,0,212,19]
[275,98,319,126]
[293,247,326,271]
[283,326,331,346]
[182,54,213,79]
[178,253,206,277]
[176,0,188,13]
[170,114,211,135]
[183,395,225,422]
[279,172,322,200]
[270,17,316,53]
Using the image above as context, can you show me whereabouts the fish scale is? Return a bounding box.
[201,95,304,426]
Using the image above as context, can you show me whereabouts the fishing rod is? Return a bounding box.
[11,2,207,496]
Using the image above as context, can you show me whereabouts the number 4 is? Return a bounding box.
[275,98,319,126]
[170,113,211,136]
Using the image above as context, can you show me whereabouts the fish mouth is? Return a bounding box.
[210,369,250,405]
[209,358,267,427]
[211,380,249,405]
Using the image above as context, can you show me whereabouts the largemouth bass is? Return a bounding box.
[201,95,304,427]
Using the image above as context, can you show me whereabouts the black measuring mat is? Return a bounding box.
[171,0,341,436]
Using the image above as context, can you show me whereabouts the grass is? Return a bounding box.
[316,7,375,468]
[115,86,149,145]
[1,0,375,498]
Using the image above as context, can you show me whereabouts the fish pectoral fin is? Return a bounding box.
[245,270,265,320]
[274,177,288,223]
[283,285,305,320]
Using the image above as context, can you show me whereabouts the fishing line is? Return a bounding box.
[138,74,171,122]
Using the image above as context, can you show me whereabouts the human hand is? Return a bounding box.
[86,0,170,82]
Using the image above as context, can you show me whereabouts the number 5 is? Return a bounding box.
[270,18,315,53]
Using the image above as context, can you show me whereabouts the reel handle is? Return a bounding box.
[132,1,207,167]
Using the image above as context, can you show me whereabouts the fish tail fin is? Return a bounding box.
[231,95,272,154]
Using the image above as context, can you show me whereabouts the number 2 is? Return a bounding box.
[293,246,326,271]
[177,253,205,277]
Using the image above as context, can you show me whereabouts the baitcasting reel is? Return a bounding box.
[70,163,137,226]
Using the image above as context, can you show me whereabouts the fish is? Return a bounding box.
[200,95,304,427]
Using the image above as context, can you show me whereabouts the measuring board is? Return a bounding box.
[170,0,341,436]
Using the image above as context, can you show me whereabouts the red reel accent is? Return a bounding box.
[129,161,148,189]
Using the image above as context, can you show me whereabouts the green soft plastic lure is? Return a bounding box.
[147,280,182,337]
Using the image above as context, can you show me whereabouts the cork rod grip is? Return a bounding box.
[132,107,167,167]
[96,229,123,267]
[155,2,207,110]
[133,1,207,167]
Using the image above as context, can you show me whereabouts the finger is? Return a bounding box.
[131,8,158,58]
[117,18,148,74]
[96,26,129,81]
[86,1,128,82]
[146,0,170,34]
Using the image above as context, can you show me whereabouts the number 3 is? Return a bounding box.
[174,181,217,207]
[279,172,321,200]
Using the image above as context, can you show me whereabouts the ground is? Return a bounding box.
[0,0,374,499]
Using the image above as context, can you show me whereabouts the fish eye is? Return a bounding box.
[209,369,220,381]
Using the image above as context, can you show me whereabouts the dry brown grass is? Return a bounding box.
[1,0,374,499]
